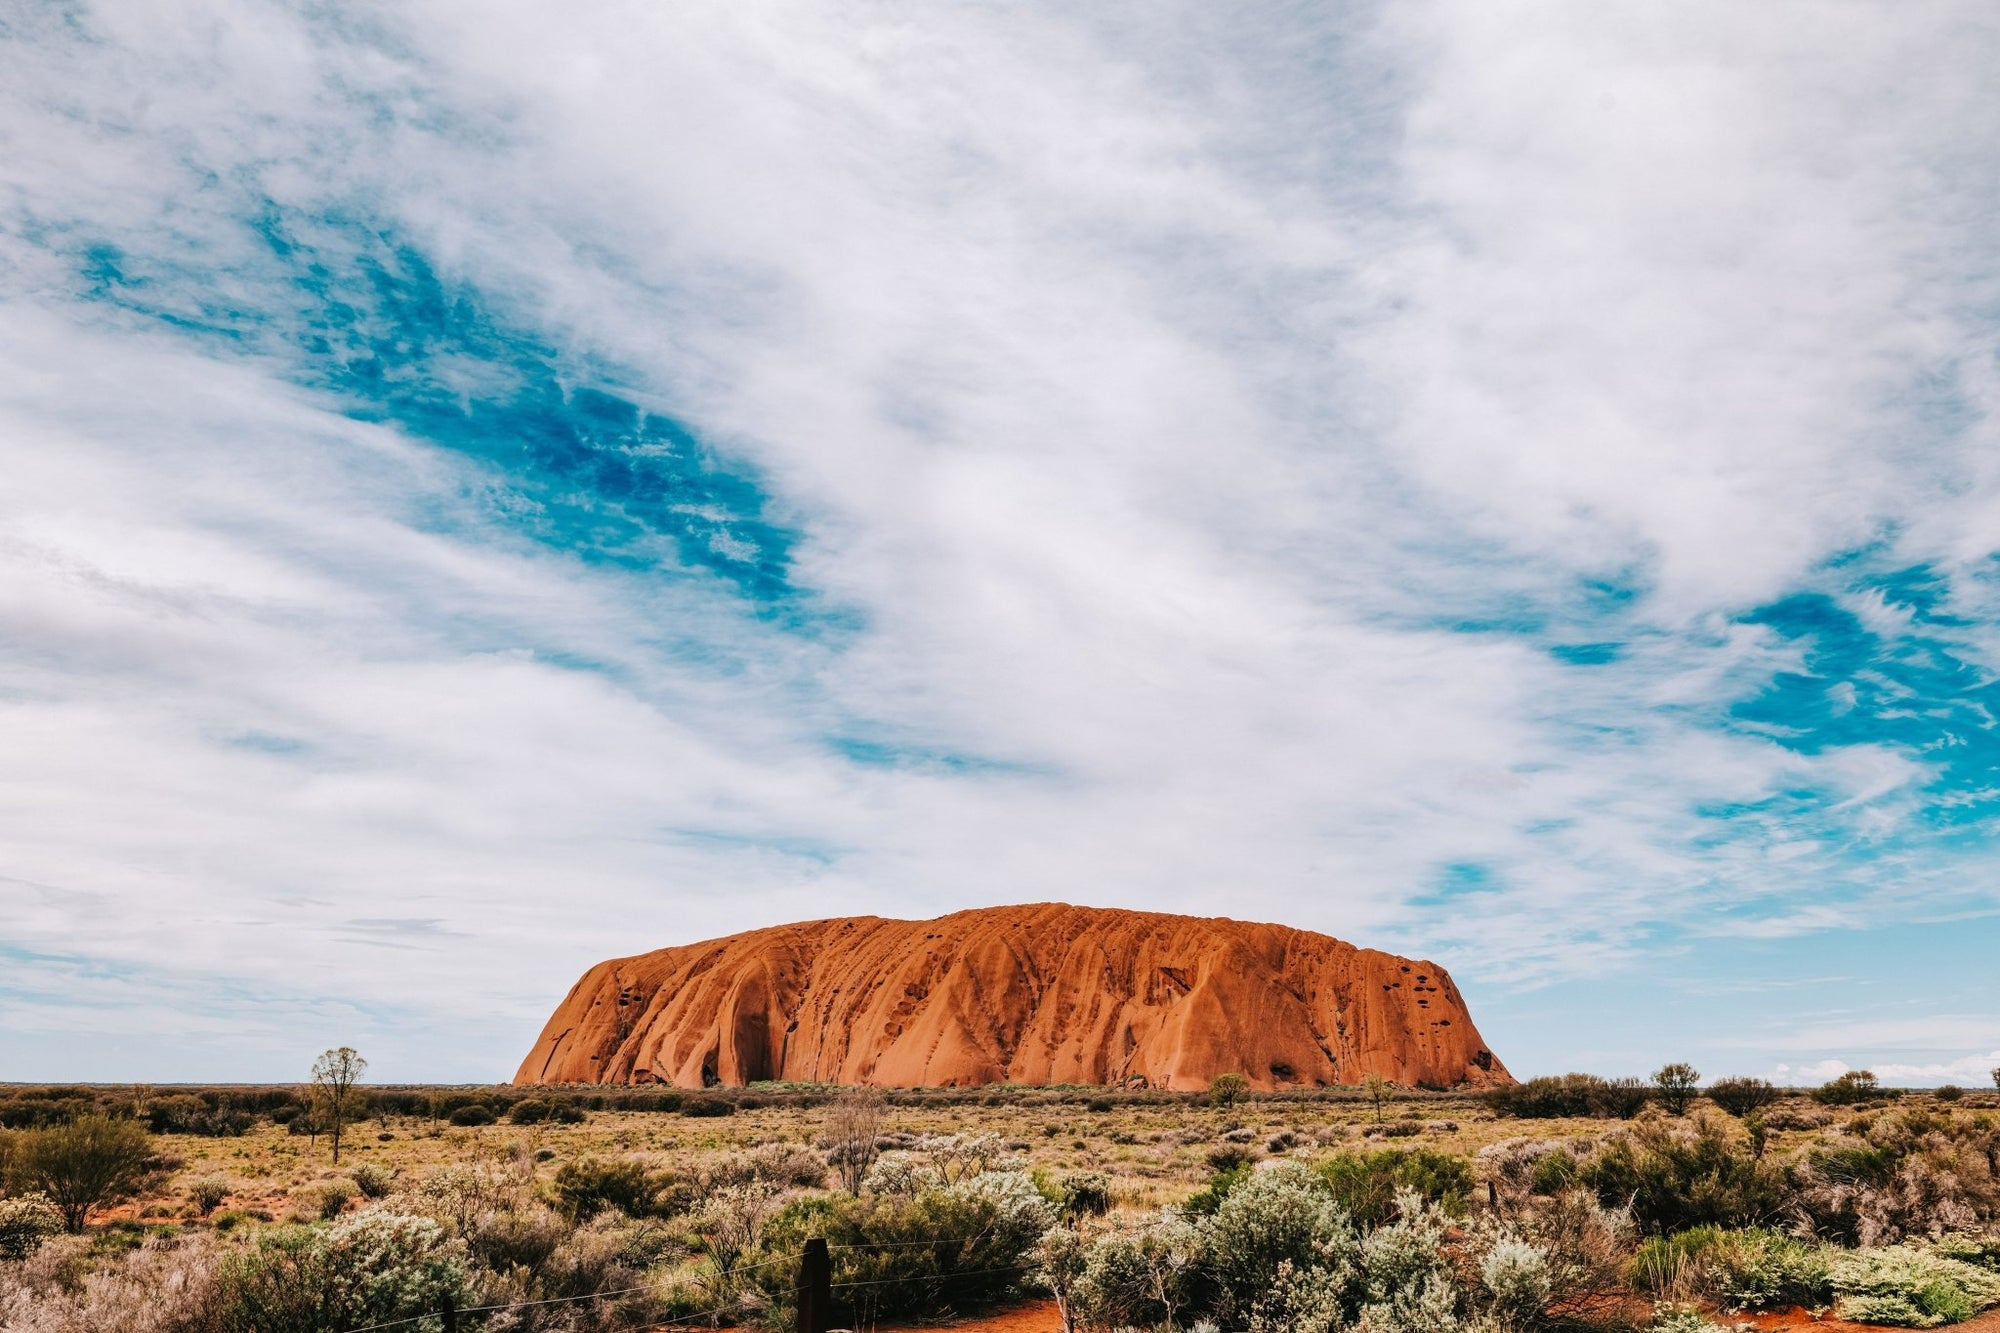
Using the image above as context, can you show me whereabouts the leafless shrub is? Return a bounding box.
[821,1089,886,1193]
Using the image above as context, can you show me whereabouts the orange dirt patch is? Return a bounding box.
[886,1300,1063,1332]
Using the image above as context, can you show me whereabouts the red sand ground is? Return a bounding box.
[887,1300,1062,1332]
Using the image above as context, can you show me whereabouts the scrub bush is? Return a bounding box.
[1630,1226,1830,1310]
[1314,1148,1475,1228]
[1578,1115,1787,1234]
[550,1155,684,1222]
[1830,1243,2000,1327]
[757,1169,1055,1326]
[349,1162,395,1199]
[186,1176,231,1215]
[1707,1079,1781,1119]
[0,1194,63,1260]
[1481,1233,1554,1329]
[210,1210,469,1333]
[6,1117,155,1232]
[1817,1072,1884,1106]
[1489,1075,1651,1120]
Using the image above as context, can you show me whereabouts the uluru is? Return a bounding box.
[516,903,1510,1092]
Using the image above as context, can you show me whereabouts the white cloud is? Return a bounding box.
[2,1,1999,1078]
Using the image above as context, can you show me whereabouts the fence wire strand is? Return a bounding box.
[343,1251,800,1333]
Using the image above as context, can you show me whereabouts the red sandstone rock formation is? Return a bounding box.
[515,903,1511,1092]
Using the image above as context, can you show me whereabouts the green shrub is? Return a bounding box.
[1714,1229,1832,1310]
[1530,1149,1578,1195]
[1482,1234,1554,1329]
[1052,1171,1112,1223]
[1579,1116,1787,1234]
[1067,1213,1203,1330]
[1630,1226,1830,1310]
[447,1104,494,1127]
[1210,1073,1249,1108]
[508,1098,549,1124]
[1182,1163,1253,1216]
[1200,1169,1460,1332]
[1831,1243,2000,1327]
[1707,1079,1780,1119]
[1207,1141,1260,1172]
[756,1170,1054,1326]
[550,1155,675,1221]
[1312,1147,1474,1228]
[5,1114,155,1231]
[1202,1162,1354,1325]
[145,1093,255,1137]
[1631,1224,1730,1294]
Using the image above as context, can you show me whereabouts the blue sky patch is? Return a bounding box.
[73,210,813,619]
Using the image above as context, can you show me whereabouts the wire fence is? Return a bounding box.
[345,1252,801,1333]
[341,1234,1038,1333]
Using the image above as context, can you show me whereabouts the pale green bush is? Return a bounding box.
[1069,1214,1202,1330]
[0,1193,64,1260]
[211,1208,469,1333]
[1831,1243,2000,1327]
[1251,1258,1352,1333]
[1711,1229,1831,1310]
[1203,1163,1357,1324]
[1481,1234,1554,1328]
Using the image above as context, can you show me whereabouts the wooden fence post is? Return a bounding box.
[441,1292,458,1332]
[796,1236,831,1333]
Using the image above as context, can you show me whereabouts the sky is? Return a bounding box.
[2,1,1998,1088]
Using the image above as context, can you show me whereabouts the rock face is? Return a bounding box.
[515,903,1511,1092]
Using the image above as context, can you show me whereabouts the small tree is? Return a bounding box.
[311,1046,368,1165]
[1992,1066,1999,1092]
[1363,1073,1391,1124]
[823,1087,886,1194]
[1208,1073,1249,1110]
[9,1116,154,1232]
[1652,1063,1700,1115]
[1815,1070,1880,1105]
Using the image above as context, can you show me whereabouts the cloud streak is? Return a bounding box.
[1,0,1998,1080]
